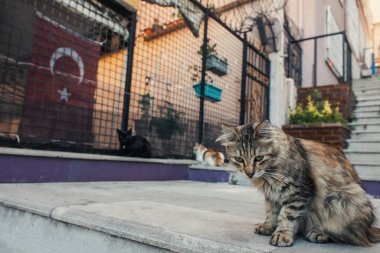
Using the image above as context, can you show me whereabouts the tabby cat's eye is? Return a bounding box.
[234,156,244,163]
[255,155,264,162]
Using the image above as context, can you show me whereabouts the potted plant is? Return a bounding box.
[144,27,153,37]
[164,12,185,30]
[135,93,154,136]
[152,18,164,32]
[188,64,222,102]
[197,39,228,76]
[152,101,183,139]
[283,90,350,150]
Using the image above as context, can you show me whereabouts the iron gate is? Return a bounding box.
[240,33,270,124]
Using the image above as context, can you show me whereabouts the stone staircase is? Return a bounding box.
[344,76,380,181]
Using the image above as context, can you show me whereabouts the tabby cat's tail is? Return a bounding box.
[369,227,380,243]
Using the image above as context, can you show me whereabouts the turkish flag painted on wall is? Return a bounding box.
[19,15,100,143]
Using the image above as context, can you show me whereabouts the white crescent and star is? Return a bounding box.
[50,47,85,103]
[57,87,71,102]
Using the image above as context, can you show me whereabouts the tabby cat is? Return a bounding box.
[193,143,224,166]
[216,120,380,247]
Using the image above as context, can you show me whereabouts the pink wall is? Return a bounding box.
[289,0,346,87]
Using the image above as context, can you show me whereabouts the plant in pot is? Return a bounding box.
[164,11,184,30]
[283,89,349,150]
[188,64,222,102]
[288,90,345,125]
[197,38,228,76]
[135,93,154,136]
[152,101,183,139]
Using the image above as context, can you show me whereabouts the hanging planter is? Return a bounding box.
[193,82,222,102]
[206,55,228,76]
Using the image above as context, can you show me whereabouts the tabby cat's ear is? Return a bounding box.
[127,128,133,136]
[256,120,271,129]
[216,124,238,146]
[254,120,273,138]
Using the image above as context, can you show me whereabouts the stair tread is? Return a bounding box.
[344,150,380,154]
[356,96,380,100]
[350,120,380,124]
[347,139,380,143]
[350,122,380,125]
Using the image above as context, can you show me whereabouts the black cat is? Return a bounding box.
[116,129,152,158]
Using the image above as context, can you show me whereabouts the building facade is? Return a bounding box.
[286,0,373,87]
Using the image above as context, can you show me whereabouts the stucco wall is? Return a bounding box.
[374,23,380,66]
[303,0,344,87]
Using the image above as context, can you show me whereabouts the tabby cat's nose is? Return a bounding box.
[247,172,254,178]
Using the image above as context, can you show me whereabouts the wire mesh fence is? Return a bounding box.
[0,0,270,158]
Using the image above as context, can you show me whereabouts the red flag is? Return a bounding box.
[19,14,100,144]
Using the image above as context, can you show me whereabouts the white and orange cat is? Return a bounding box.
[193,143,225,166]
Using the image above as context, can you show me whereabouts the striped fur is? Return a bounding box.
[216,120,380,247]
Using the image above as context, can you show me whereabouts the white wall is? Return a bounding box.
[269,1,287,127]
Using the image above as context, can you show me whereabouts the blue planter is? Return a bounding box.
[206,55,228,76]
[193,83,222,102]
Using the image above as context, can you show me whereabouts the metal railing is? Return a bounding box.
[289,32,352,87]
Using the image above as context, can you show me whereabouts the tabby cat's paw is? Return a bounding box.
[270,231,294,247]
[254,224,275,236]
[305,230,329,244]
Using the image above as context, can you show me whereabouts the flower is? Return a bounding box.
[306,96,316,113]
[322,100,332,115]
[289,94,345,125]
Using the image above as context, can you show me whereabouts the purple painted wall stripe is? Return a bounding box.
[0,155,188,183]
[362,181,380,199]
[189,169,230,183]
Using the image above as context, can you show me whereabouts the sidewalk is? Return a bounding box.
[0,181,380,253]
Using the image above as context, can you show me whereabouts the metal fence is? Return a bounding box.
[0,0,270,158]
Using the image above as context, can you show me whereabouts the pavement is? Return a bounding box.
[1,181,380,253]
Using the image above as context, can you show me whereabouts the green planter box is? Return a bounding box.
[193,83,222,102]
[206,55,228,76]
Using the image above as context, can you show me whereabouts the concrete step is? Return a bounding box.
[346,140,380,152]
[353,84,380,91]
[353,88,380,97]
[354,165,380,181]
[350,131,380,140]
[356,99,380,107]
[349,122,380,131]
[353,79,380,88]
[1,181,380,253]
[351,116,380,124]
[0,181,274,253]
[355,110,380,118]
[356,95,380,102]
[345,152,380,165]
[353,81,380,87]
[355,105,380,113]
